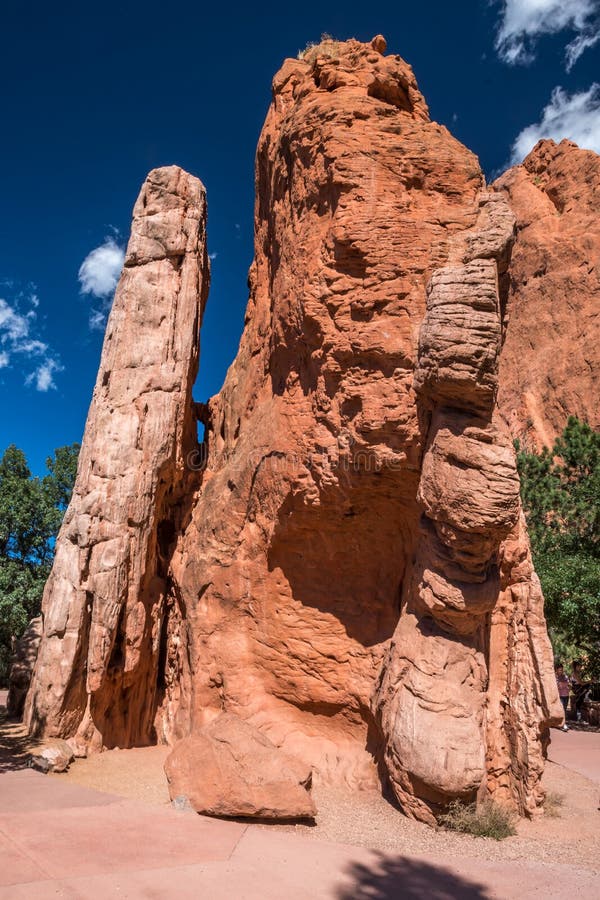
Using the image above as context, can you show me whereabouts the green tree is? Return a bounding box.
[0,443,79,683]
[516,417,600,678]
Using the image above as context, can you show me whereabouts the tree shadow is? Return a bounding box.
[0,694,35,773]
[337,853,491,900]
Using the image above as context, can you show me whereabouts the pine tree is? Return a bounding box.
[0,443,79,682]
[517,418,600,678]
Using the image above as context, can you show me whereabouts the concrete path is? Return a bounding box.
[549,728,600,785]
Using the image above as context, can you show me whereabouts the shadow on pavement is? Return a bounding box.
[337,853,490,899]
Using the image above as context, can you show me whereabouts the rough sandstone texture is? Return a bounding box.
[25,38,565,822]
[495,139,600,450]
[24,166,209,753]
[164,713,316,819]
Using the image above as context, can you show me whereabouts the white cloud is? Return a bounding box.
[78,237,125,331]
[26,358,63,392]
[78,238,125,299]
[0,293,62,391]
[89,308,108,331]
[509,83,600,163]
[495,0,600,69]
[0,298,30,342]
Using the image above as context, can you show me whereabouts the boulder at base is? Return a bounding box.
[164,713,316,820]
[30,738,75,773]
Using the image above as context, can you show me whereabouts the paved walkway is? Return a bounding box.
[0,691,598,899]
[549,728,600,785]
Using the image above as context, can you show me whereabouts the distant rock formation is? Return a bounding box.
[495,139,600,450]
[25,37,567,823]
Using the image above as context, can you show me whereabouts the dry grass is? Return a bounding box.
[298,34,345,65]
[439,800,516,841]
[544,791,565,818]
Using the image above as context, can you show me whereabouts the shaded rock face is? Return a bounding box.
[495,139,600,449]
[164,713,316,820]
[26,38,563,822]
[7,616,42,718]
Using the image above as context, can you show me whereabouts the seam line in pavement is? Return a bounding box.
[227,822,249,860]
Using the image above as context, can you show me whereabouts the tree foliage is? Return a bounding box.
[516,417,600,677]
[0,443,79,683]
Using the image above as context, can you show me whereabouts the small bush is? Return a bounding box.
[298,34,344,64]
[439,800,516,840]
[544,791,565,818]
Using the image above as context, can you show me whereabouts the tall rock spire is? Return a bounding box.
[25,166,209,751]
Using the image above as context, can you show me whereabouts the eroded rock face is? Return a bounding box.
[24,166,209,752]
[495,139,600,449]
[374,192,560,822]
[25,38,563,823]
[164,713,316,819]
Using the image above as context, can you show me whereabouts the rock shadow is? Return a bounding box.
[267,469,419,647]
[337,853,491,900]
[0,694,35,772]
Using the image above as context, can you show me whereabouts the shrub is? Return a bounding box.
[298,34,345,64]
[544,791,565,818]
[439,800,516,840]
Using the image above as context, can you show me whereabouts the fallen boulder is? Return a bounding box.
[164,713,316,820]
[30,738,75,773]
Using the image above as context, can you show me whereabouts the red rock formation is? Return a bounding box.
[25,37,563,822]
[25,166,209,752]
[495,139,600,449]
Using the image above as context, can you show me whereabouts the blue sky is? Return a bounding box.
[2,0,599,475]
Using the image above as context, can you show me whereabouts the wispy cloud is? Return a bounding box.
[78,236,125,330]
[509,83,600,163]
[0,292,62,390]
[25,358,63,393]
[494,0,600,70]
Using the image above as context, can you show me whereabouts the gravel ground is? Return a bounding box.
[56,744,172,806]
[268,761,599,869]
